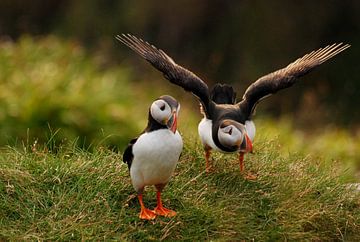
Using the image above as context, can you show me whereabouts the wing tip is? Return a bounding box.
[296,42,351,65]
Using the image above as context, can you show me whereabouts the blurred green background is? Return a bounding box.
[0,0,359,166]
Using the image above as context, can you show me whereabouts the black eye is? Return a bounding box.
[160,105,165,111]
[228,127,232,135]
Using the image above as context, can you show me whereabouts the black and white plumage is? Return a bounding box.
[123,95,183,220]
[117,34,350,174]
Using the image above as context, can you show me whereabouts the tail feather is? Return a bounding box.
[210,83,237,104]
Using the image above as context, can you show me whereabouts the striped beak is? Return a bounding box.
[167,111,177,133]
[238,133,253,153]
[244,133,253,153]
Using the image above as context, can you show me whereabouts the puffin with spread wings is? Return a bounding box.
[117,34,349,175]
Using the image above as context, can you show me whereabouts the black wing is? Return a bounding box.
[238,43,350,118]
[116,34,214,117]
[122,137,138,170]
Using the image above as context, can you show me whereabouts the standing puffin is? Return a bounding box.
[117,34,349,174]
[123,95,183,220]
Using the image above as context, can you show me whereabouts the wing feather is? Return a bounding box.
[123,137,138,170]
[116,34,213,116]
[238,43,350,117]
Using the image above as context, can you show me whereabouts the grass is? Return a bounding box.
[1,35,360,240]
[256,117,360,179]
[1,133,359,241]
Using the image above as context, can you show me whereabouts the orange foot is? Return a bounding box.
[205,146,213,174]
[206,165,215,174]
[244,172,257,180]
[154,205,177,217]
[139,207,157,220]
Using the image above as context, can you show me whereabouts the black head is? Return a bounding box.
[215,119,253,153]
[148,95,180,133]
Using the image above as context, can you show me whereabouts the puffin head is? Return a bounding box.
[150,95,180,133]
[217,119,253,153]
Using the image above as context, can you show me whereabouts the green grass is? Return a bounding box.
[1,134,359,241]
[1,35,360,240]
[256,117,360,178]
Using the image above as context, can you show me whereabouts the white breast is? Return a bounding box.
[130,129,183,192]
[198,118,221,151]
[245,120,256,141]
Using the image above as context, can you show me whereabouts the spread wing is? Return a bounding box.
[116,34,213,117]
[238,43,350,118]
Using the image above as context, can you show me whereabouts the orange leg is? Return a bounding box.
[239,152,257,180]
[239,152,245,172]
[205,145,212,173]
[154,191,176,217]
[138,194,156,220]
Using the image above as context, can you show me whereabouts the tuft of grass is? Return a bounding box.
[1,135,359,241]
[256,117,360,178]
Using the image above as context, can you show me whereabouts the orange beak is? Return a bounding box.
[245,133,253,153]
[169,112,177,134]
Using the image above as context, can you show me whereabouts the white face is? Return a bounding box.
[176,103,181,116]
[218,123,244,149]
[150,99,172,125]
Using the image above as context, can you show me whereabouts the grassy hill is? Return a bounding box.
[1,134,360,241]
[1,36,360,240]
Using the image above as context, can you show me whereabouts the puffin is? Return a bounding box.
[123,95,183,220]
[117,34,350,174]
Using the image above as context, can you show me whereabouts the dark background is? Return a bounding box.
[0,0,359,129]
